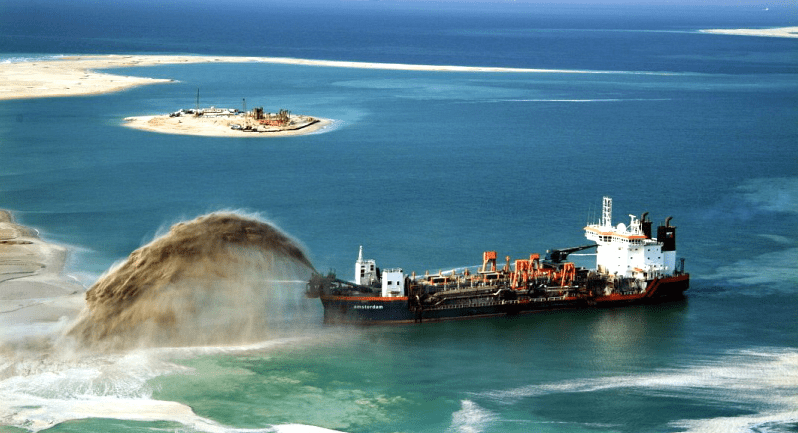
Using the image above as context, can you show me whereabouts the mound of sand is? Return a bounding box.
[67,213,316,350]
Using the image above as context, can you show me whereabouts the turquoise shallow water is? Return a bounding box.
[1,2,797,432]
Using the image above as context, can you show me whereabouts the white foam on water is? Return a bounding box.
[696,177,798,289]
[0,54,66,64]
[757,234,794,245]
[478,348,798,433]
[1,349,184,430]
[672,411,798,433]
[698,246,798,288]
[700,177,798,221]
[0,210,332,431]
[0,337,345,432]
[738,177,798,215]
[447,400,497,433]
[305,119,347,136]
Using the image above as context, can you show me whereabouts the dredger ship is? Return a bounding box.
[306,197,689,324]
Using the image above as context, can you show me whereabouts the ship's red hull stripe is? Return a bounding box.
[594,274,689,303]
[321,296,409,302]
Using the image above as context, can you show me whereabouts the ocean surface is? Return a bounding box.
[1,1,797,432]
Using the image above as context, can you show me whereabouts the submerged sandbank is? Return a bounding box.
[123,113,333,137]
[699,26,798,38]
[0,54,628,101]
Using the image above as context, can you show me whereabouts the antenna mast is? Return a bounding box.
[601,196,612,228]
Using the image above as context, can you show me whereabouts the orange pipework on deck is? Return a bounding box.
[482,251,497,272]
[557,262,576,286]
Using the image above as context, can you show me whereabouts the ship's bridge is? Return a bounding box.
[585,197,675,278]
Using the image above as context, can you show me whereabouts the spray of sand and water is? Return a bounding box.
[66,212,317,350]
[0,211,332,431]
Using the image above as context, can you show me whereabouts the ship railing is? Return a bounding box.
[427,296,568,310]
[529,296,566,302]
[431,300,507,310]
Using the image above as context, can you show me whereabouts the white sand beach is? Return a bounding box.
[0,211,85,337]
[123,113,333,137]
[0,55,180,101]
[699,26,798,38]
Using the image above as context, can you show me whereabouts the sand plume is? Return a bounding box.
[67,212,316,350]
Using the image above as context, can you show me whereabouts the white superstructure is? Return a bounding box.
[354,246,406,297]
[584,197,677,279]
[381,269,406,297]
[355,246,379,286]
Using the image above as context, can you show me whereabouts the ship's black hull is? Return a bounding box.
[320,274,689,324]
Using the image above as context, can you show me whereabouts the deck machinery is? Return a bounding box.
[307,197,689,323]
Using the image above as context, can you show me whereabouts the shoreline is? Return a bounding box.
[0,210,85,334]
[698,26,798,38]
[122,113,334,137]
[1,26,795,102]
[0,53,645,102]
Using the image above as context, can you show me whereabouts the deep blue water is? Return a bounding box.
[3,1,798,73]
[0,2,797,433]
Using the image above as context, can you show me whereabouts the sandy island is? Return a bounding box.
[123,112,333,137]
[699,26,798,38]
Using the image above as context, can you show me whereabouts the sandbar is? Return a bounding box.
[0,210,85,336]
[123,112,333,137]
[699,26,798,38]
[0,54,627,102]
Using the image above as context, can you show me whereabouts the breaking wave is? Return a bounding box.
[447,400,497,433]
[0,54,66,64]
[306,118,347,135]
[0,339,345,433]
[0,211,338,432]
